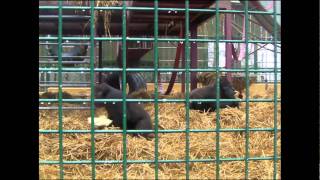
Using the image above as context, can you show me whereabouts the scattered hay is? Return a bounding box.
[196,72,257,96]
[197,72,217,86]
[232,75,257,93]
[40,91,73,99]
[39,86,281,179]
[129,89,152,99]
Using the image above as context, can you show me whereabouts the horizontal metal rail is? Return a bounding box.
[39,128,281,134]
[40,156,281,165]
[39,36,281,44]
[39,84,91,87]
[39,106,90,110]
[39,61,89,64]
[39,6,281,16]
[39,98,281,103]
[39,67,281,73]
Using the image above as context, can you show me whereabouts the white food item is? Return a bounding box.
[87,115,113,129]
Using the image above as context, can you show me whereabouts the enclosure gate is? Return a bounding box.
[39,0,281,179]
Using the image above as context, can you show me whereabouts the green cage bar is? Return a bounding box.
[39,127,281,134]
[38,67,281,73]
[39,5,281,16]
[39,98,280,104]
[57,1,64,179]
[153,0,160,179]
[184,0,191,179]
[39,36,280,44]
[214,1,221,179]
[121,1,128,179]
[89,1,96,178]
[244,1,250,179]
[273,1,279,179]
[40,155,281,165]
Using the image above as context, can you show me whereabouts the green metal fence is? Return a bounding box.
[39,0,281,179]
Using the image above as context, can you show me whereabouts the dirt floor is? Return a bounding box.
[39,83,281,179]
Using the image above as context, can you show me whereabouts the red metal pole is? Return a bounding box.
[181,43,185,93]
[164,25,184,95]
[190,24,198,90]
[224,2,233,82]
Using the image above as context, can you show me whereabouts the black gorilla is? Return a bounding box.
[103,72,147,94]
[48,45,88,66]
[190,76,239,112]
[95,83,154,139]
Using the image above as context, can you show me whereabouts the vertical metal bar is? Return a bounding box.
[98,41,103,83]
[224,1,233,82]
[94,42,99,84]
[214,1,221,179]
[272,1,279,179]
[254,43,258,75]
[244,1,250,179]
[90,1,96,179]
[45,72,49,92]
[181,42,186,93]
[121,1,128,179]
[154,0,160,179]
[190,24,198,90]
[184,0,191,179]
[57,1,64,179]
[164,27,183,95]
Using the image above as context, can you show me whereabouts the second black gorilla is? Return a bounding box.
[190,76,239,112]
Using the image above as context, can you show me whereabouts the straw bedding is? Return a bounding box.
[39,85,281,179]
[197,72,257,93]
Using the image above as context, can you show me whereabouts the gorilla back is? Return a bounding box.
[190,77,239,112]
[95,83,154,139]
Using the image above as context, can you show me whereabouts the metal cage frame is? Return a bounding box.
[39,1,281,179]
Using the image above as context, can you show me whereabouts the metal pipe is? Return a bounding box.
[39,56,90,58]
[39,6,281,15]
[40,81,90,84]
[39,106,91,110]
[121,2,128,178]
[190,24,198,90]
[39,98,280,103]
[254,43,258,74]
[39,42,91,45]
[164,26,184,95]
[39,15,91,21]
[56,2,64,178]
[181,41,185,93]
[224,2,233,82]
[39,84,91,87]
[98,41,103,83]
[39,67,281,73]
[39,61,89,64]
[39,36,280,43]
[39,127,281,134]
